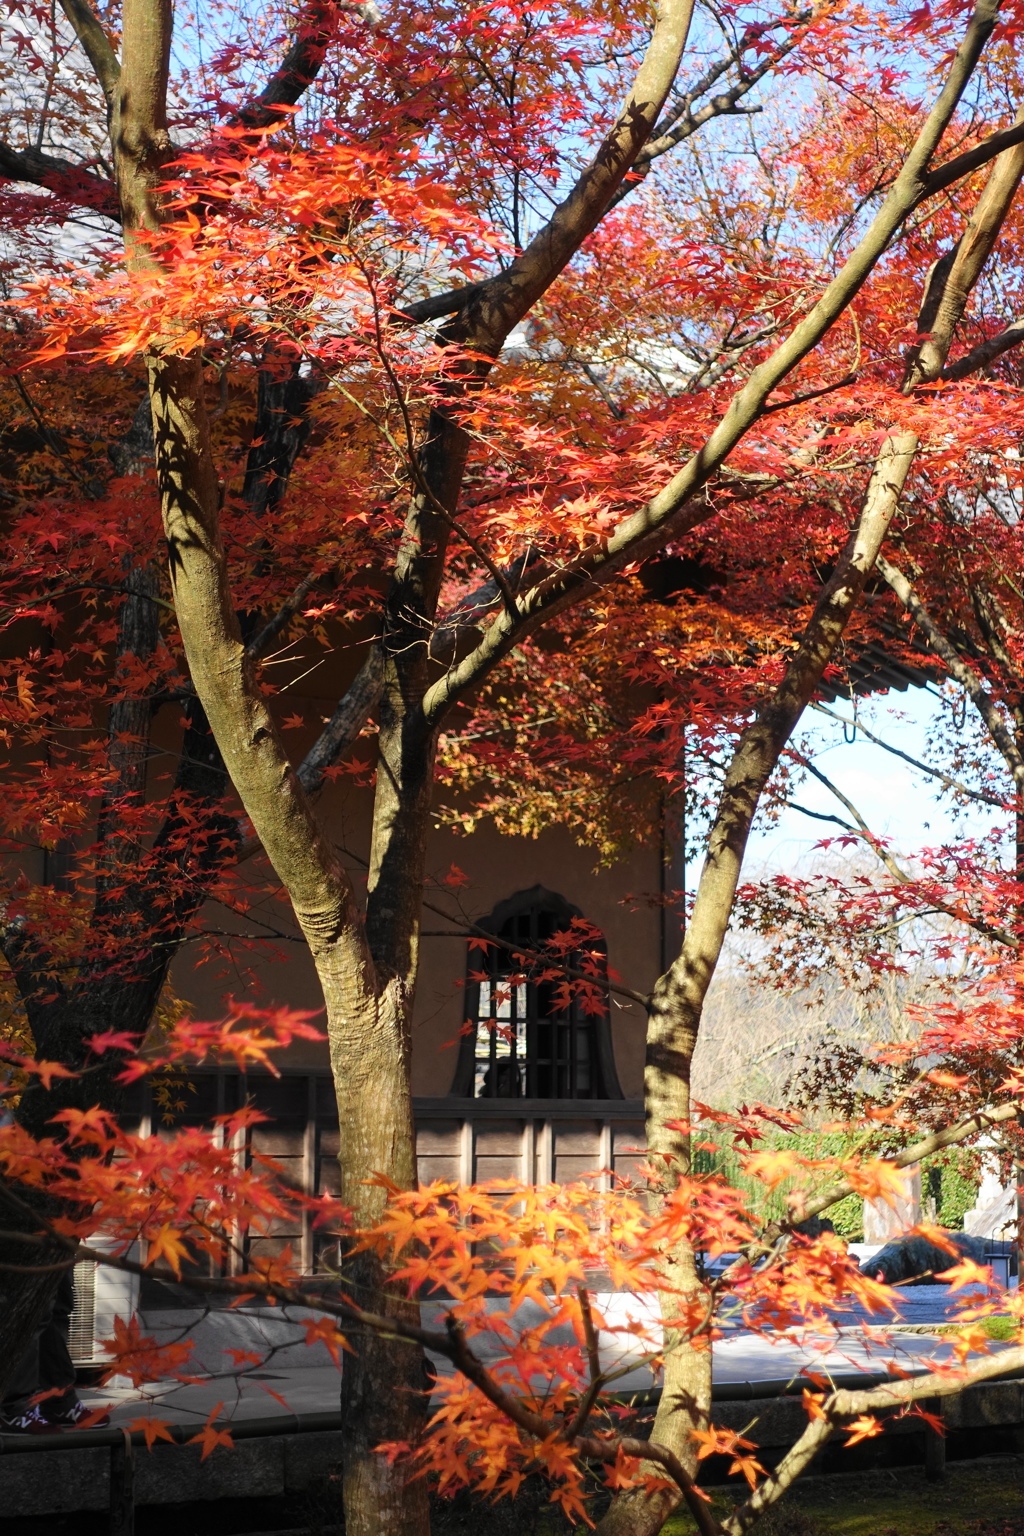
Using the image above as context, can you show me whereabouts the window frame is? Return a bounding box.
[448,885,623,1101]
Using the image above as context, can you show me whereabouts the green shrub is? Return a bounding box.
[693,1132,980,1245]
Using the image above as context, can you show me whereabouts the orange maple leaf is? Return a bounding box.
[187,1403,234,1461]
[844,1415,882,1446]
[938,1258,992,1292]
[914,1406,945,1435]
[302,1313,349,1365]
[125,1416,175,1450]
[841,1158,913,1209]
[743,1148,803,1190]
[729,1451,765,1489]
[602,1445,641,1489]
[146,1224,190,1278]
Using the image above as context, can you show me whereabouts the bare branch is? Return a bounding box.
[625,20,805,179]
[421,0,1003,724]
[723,1337,1024,1530]
[943,318,1024,379]
[0,140,119,220]
[831,1343,1024,1414]
[876,554,1024,792]
[57,0,121,108]
[792,751,1017,947]
[809,701,1009,809]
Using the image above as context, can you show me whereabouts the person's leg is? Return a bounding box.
[1,1333,42,1414]
[38,1267,78,1416]
[0,1291,54,1432]
[39,1268,110,1428]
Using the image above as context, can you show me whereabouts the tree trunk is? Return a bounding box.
[591,1243,712,1536]
[593,435,918,1535]
[330,974,429,1536]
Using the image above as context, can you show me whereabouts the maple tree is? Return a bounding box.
[5,0,1024,1532]
[7,1011,1024,1536]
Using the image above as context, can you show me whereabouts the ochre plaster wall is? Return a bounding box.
[170,779,661,1098]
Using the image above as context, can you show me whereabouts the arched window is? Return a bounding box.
[449,886,623,1100]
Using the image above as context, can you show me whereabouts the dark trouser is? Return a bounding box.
[2,1269,78,1414]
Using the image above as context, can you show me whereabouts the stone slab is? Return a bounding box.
[5,1376,1024,1518]
[0,1445,109,1514]
[135,1436,285,1505]
[283,1429,345,1491]
[0,1435,287,1517]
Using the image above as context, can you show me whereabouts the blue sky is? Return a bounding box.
[744,685,1008,875]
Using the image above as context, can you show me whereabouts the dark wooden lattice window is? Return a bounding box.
[450,885,622,1100]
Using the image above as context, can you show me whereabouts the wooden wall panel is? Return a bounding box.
[612,1123,646,1187]
[416,1118,463,1184]
[153,1075,647,1273]
[552,1121,602,1185]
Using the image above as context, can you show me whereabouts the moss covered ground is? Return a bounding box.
[664,1456,1024,1536]
[422,1455,1024,1536]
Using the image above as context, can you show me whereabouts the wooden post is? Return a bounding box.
[459,1116,474,1186]
[109,1427,136,1536]
[923,1397,946,1482]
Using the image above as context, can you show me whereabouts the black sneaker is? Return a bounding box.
[0,1406,61,1435]
[43,1399,111,1429]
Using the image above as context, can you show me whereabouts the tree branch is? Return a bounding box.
[296,647,385,796]
[809,701,1009,810]
[796,1099,1022,1226]
[11,1215,720,1534]
[876,554,1024,792]
[722,1413,833,1536]
[920,117,1024,202]
[906,107,1024,387]
[0,140,119,220]
[644,432,919,1176]
[245,571,323,660]
[57,0,121,109]
[791,751,1017,948]
[943,318,1024,379]
[726,1338,1024,1532]
[225,0,371,134]
[398,13,811,326]
[420,0,1003,725]
[412,0,698,351]
[231,647,386,863]
[623,20,806,182]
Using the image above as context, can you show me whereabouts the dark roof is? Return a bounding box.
[819,638,938,702]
